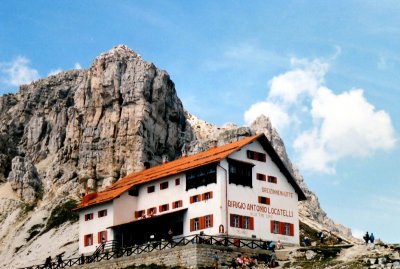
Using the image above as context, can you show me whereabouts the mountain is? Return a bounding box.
[0,45,354,268]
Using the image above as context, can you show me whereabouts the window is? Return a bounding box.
[172,200,182,209]
[202,191,213,201]
[128,187,139,196]
[258,196,270,205]
[243,216,251,229]
[205,215,212,228]
[232,215,240,228]
[134,210,145,219]
[147,186,155,193]
[97,230,107,244]
[159,203,169,213]
[270,220,294,236]
[230,214,254,230]
[228,159,253,187]
[160,181,169,190]
[84,234,93,246]
[147,207,157,216]
[175,178,180,185]
[190,194,201,204]
[247,150,266,162]
[84,213,93,221]
[98,209,107,218]
[186,164,217,190]
[256,173,266,181]
[190,215,213,231]
[268,176,277,184]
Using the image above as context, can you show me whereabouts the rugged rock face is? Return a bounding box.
[0,45,353,268]
[7,156,41,203]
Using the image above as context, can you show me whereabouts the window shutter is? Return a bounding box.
[230,214,234,227]
[290,223,294,236]
[249,217,254,230]
[134,211,139,218]
[279,222,285,235]
[210,214,213,227]
[267,197,271,205]
[84,235,88,246]
[202,193,206,201]
[98,232,101,244]
[270,220,274,233]
[166,204,169,211]
[190,219,195,232]
[190,196,194,204]
[239,216,244,229]
[210,192,213,199]
[254,152,258,160]
[159,205,162,212]
[200,216,205,230]
[179,200,183,207]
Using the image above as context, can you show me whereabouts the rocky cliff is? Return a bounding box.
[0,45,353,268]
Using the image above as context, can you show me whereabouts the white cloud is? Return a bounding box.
[47,62,82,77]
[74,63,82,69]
[244,101,290,131]
[351,228,365,240]
[269,58,328,104]
[244,54,397,174]
[0,56,39,86]
[48,69,63,76]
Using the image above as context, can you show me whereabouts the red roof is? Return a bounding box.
[75,135,263,210]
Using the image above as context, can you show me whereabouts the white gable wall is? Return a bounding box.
[224,140,300,245]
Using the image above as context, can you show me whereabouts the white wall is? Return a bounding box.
[79,202,114,254]
[224,141,300,245]
[113,192,137,225]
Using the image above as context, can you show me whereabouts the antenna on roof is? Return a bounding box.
[162,155,169,164]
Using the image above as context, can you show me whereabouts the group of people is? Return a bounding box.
[213,250,280,269]
[43,254,63,268]
[363,231,375,245]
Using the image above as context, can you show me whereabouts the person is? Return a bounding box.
[303,236,311,246]
[276,240,283,249]
[168,228,173,242]
[80,254,85,265]
[320,232,325,244]
[236,254,244,269]
[44,256,52,269]
[369,233,375,244]
[268,241,276,250]
[56,254,63,267]
[363,232,370,245]
[212,251,219,269]
[269,249,278,268]
[101,236,106,252]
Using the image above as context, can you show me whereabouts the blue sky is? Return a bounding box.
[1,1,399,242]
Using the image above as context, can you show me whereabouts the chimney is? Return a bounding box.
[162,155,168,164]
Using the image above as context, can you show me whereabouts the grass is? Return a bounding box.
[42,199,79,234]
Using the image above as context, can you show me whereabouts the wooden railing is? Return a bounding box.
[18,234,272,269]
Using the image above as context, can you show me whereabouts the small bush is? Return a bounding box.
[42,200,78,234]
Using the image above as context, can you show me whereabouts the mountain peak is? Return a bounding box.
[93,44,141,64]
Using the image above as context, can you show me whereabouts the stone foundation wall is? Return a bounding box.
[72,244,269,269]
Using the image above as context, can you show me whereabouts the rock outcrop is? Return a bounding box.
[7,156,41,203]
[0,45,354,268]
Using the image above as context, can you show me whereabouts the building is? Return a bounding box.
[75,134,306,254]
